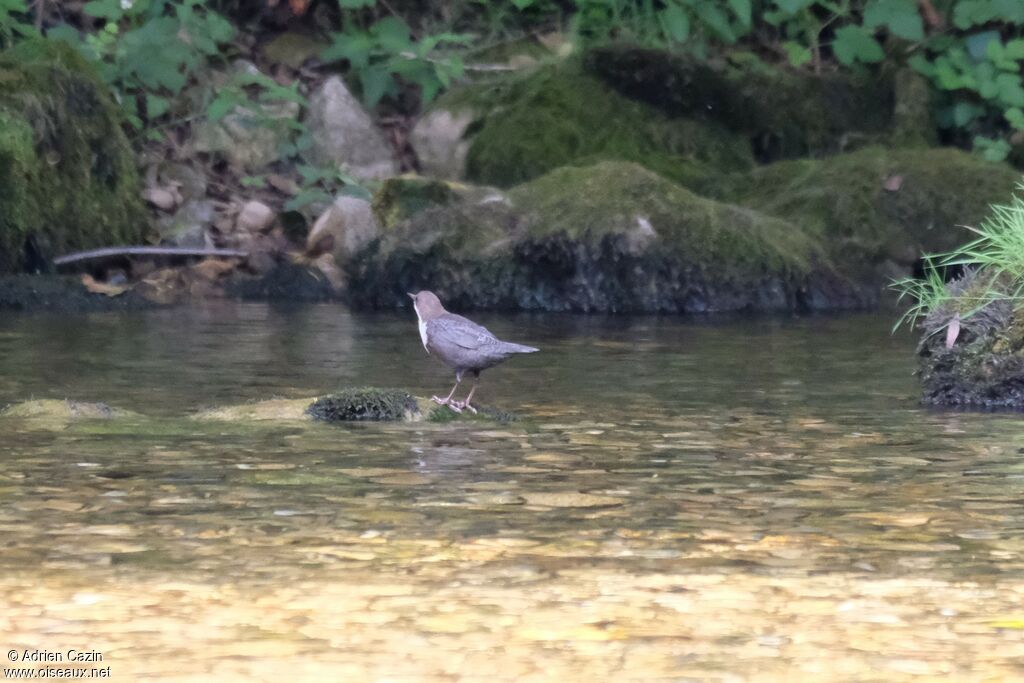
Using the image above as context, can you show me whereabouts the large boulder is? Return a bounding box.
[414,60,754,189]
[0,39,145,273]
[347,161,864,313]
[304,76,398,180]
[708,147,1021,277]
[583,45,914,161]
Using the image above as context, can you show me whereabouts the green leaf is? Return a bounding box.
[145,93,169,118]
[285,189,332,212]
[206,94,236,122]
[832,25,884,65]
[773,0,815,15]
[863,0,923,41]
[727,0,752,27]
[1005,107,1024,130]
[359,66,392,109]
[659,4,690,43]
[973,135,1011,162]
[510,0,536,8]
[338,0,375,7]
[372,16,412,52]
[694,2,736,43]
[782,40,812,67]
[83,0,123,20]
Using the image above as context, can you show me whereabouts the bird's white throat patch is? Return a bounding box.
[418,319,429,352]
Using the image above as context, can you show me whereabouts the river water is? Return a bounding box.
[1,304,1023,681]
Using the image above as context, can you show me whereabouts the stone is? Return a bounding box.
[142,188,177,211]
[156,199,216,248]
[194,100,301,171]
[410,109,474,179]
[262,31,327,69]
[236,200,275,233]
[303,76,398,180]
[307,196,380,264]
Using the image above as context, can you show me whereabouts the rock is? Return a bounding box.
[429,59,752,189]
[157,162,208,201]
[193,398,315,422]
[156,199,216,248]
[307,388,420,422]
[194,100,301,170]
[1,400,140,426]
[0,274,157,312]
[410,109,474,179]
[236,200,275,233]
[143,188,178,211]
[583,45,895,162]
[372,176,458,229]
[307,196,381,264]
[223,261,342,301]
[891,67,936,147]
[708,146,1021,273]
[347,160,862,313]
[304,76,398,180]
[0,39,145,274]
[262,31,327,69]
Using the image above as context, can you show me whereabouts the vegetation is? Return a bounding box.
[0,0,1022,164]
[892,184,1024,339]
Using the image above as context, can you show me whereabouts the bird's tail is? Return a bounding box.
[503,342,539,354]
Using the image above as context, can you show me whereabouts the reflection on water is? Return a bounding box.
[2,304,1024,680]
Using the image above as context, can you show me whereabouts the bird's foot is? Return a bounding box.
[430,395,450,405]
[450,400,477,414]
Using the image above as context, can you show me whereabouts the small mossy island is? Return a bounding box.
[897,189,1024,410]
[307,388,420,422]
[0,39,144,274]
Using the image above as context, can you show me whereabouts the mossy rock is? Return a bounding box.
[583,44,902,162]
[709,146,1021,275]
[0,39,145,274]
[1,400,140,427]
[193,398,315,422]
[307,388,421,422]
[371,176,460,229]
[348,160,867,313]
[429,59,753,189]
[919,312,1024,410]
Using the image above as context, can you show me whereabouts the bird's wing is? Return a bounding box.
[428,314,500,351]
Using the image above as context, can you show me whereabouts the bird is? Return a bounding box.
[408,291,538,413]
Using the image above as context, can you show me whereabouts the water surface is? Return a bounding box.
[2,304,1023,681]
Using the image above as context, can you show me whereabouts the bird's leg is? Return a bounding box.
[432,378,460,405]
[453,379,479,414]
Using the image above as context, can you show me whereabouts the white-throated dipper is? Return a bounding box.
[409,291,538,413]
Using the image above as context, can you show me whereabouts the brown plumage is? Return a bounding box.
[409,291,538,413]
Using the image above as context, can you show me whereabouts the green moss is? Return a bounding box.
[433,59,753,189]
[510,160,821,275]
[306,388,420,422]
[0,39,144,273]
[427,404,519,423]
[584,45,898,162]
[372,176,458,229]
[710,147,1021,272]
[348,161,866,313]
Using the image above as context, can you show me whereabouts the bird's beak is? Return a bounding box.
[407,292,416,299]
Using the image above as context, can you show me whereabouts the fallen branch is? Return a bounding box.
[54,246,248,266]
